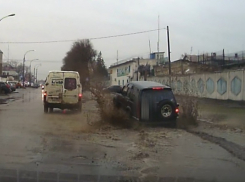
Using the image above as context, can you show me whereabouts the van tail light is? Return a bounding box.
[175,108,179,113]
[43,92,47,96]
[78,93,82,101]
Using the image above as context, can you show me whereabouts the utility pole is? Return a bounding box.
[117,50,118,64]
[149,40,151,55]
[157,15,160,60]
[223,49,225,66]
[36,69,38,83]
[8,44,9,62]
[33,68,35,83]
[167,26,171,75]
[137,57,139,81]
[23,57,25,87]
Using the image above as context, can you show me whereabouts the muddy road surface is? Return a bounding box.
[0,88,245,182]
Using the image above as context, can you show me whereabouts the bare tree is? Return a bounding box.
[61,39,97,88]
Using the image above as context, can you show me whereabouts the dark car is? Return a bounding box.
[8,82,16,92]
[103,85,122,94]
[32,83,39,88]
[0,82,11,94]
[113,81,179,126]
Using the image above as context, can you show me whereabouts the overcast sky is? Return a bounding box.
[1,0,245,79]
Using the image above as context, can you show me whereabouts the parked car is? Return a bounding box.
[113,81,179,127]
[7,81,17,91]
[32,83,39,88]
[15,82,22,88]
[0,81,11,94]
[8,83,16,92]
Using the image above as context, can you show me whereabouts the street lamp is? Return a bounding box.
[34,64,41,84]
[23,50,34,87]
[0,14,15,22]
[0,13,15,76]
[29,59,39,83]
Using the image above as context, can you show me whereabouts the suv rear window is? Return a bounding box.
[64,78,76,90]
[143,89,176,103]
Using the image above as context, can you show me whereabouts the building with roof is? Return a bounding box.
[108,52,163,86]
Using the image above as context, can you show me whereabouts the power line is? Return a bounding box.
[3,58,62,63]
[0,28,165,44]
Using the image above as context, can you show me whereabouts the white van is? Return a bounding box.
[43,71,82,113]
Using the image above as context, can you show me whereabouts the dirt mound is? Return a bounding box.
[176,95,199,129]
[90,85,140,129]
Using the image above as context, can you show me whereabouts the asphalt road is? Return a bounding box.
[0,88,245,182]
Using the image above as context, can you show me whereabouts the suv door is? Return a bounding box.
[118,85,128,108]
[121,84,134,115]
[127,85,138,118]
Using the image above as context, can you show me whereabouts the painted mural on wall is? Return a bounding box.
[117,66,130,77]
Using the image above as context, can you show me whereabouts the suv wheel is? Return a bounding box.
[161,104,172,117]
[158,101,175,119]
[170,120,177,128]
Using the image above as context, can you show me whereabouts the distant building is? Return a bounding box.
[150,52,165,60]
[109,52,161,86]
[153,59,219,76]
[1,62,19,80]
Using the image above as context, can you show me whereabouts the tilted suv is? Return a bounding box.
[113,81,179,126]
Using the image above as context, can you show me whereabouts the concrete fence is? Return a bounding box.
[144,69,245,101]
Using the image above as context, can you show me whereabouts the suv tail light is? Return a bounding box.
[175,108,179,113]
[152,87,163,90]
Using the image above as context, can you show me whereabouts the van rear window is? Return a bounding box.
[51,79,63,86]
[64,78,76,90]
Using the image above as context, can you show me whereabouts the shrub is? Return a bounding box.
[90,83,138,129]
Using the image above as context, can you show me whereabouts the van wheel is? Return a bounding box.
[78,103,82,112]
[44,105,48,113]
[49,107,53,113]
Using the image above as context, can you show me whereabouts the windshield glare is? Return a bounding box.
[1,1,245,181]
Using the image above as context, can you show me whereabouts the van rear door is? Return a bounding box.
[46,73,63,103]
[63,76,79,104]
